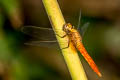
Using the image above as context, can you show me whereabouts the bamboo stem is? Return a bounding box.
[42,0,87,80]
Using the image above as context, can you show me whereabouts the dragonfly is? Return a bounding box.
[21,11,102,77]
[62,23,102,77]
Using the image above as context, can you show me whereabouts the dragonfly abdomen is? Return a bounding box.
[69,29,102,77]
[77,42,102,77]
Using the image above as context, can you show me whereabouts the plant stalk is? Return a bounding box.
[42,0,87,80]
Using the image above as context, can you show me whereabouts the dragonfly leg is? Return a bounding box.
[61,38,70,49]
[56,33,70,49]
[56,33,67,38]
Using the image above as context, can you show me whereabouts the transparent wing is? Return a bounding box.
[21,26,57,41]
[24,41,58,48]
[77,9,81,29]
[21,26,58,47]
[76,9,89,37]
[80,22,90,37]
[78,22,90,37]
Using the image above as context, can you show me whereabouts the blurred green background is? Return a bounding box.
[0,0,120,80]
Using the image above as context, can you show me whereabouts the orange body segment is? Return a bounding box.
[77,42,102,77]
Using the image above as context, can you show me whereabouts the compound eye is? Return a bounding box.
[63,23,68,31]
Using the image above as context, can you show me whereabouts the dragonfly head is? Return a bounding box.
[63,23,73,33]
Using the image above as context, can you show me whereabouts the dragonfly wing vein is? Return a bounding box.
[21,26,57,41]
[24,40,58,48]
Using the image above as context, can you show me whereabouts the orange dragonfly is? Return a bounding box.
[21,12,101,77]
[62,23,102,77]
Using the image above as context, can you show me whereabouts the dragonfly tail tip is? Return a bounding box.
[97,72,102,77]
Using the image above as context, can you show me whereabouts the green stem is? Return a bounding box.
[42,0,87,80]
